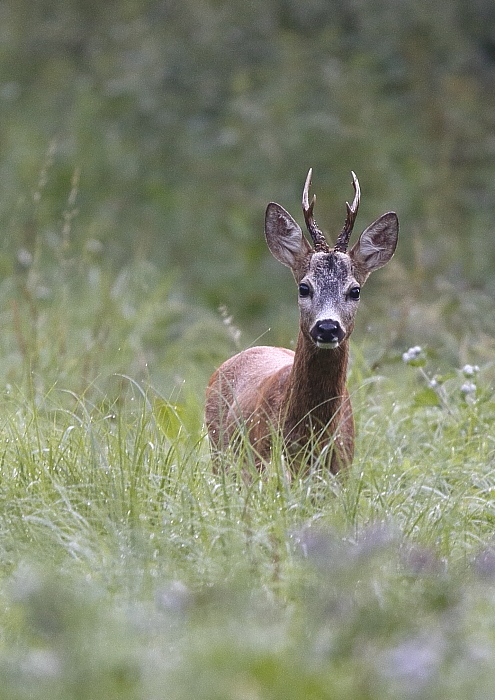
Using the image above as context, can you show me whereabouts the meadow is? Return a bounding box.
[0,212,494,699]
[2,0,495,697]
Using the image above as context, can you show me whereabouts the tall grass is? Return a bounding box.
[2,1,495,691]
[0,175,493,698]
[0,307,495,698]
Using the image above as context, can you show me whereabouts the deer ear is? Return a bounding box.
[350,212,398,277]
[265,203,312,270]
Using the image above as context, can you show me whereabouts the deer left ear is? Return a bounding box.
[349,212,398,276]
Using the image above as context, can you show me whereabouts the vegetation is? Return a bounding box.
[1,0,495,697]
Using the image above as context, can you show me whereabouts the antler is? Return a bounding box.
[302,169,330,253]
[334,171,361,253]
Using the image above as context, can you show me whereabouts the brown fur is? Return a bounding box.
[205,171,398,477]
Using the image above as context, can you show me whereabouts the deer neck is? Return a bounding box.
[283,330,349,429]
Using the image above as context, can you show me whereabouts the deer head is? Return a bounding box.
[264,170,398,349]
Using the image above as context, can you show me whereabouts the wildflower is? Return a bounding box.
[461,380,477,404]
[462,364,479,377]
[402,346,422,364]
[17,248,33,268]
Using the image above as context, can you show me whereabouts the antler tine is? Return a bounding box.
[302,169,329,252]
[334,171,361,253]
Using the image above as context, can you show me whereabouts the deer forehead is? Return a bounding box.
[305,251,356,289]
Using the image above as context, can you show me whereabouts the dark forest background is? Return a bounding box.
[2,0,495,386]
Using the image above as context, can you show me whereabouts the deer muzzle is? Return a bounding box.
[310,319,345,349]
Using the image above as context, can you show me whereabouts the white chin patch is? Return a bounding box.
[316,340,339,350]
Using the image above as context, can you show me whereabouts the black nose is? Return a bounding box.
[310,319,345,345]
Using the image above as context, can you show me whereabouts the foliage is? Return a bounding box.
[0,343,495,698]
[1,0,495,340]
[1,1,495,697]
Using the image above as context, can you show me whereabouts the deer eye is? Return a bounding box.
[298,283,311,298]
[349,286,360,300]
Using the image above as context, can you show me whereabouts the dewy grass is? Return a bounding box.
[2,207,495,696]
[1,364,495,698]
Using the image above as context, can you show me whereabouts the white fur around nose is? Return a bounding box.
[313,308,345,335]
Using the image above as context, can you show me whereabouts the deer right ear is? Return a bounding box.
[265,203,312,270]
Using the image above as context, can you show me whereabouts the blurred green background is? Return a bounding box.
[2,0,495,387]
[2,7,495,697]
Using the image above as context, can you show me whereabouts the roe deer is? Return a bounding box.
[205,170,398,475]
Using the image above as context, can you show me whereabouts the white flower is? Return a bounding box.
[462,364,480,377]
[460,382,476,394]
[17,248,33,268]
[402,346,422,363]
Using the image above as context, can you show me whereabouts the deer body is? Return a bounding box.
[206,170,398,475]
